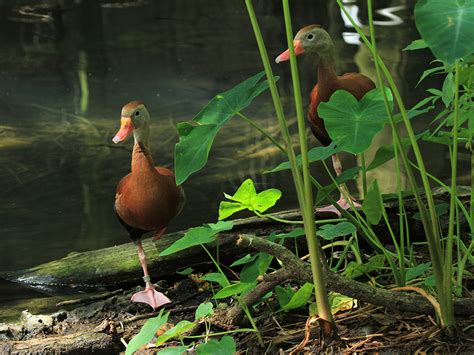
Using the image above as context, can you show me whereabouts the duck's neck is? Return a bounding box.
[131,125,154,173]
[316,52,339,100]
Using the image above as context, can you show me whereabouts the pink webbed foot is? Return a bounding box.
[316,197,361,217]
[131,287,171,309]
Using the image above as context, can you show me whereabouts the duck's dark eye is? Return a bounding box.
[306,33,315,40]
[135,111,140,116]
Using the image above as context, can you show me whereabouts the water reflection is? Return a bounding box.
[0,1,455,293]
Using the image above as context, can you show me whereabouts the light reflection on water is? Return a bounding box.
[0,0,462,319]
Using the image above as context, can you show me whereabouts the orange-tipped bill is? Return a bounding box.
[112,116,134,143]
[275,39,305,63]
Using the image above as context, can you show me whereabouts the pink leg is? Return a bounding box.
[131,240,171,309]
[316,154,361,217]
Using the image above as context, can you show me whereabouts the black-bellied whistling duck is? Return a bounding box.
[276,25,375,215]
[112,101,185,309]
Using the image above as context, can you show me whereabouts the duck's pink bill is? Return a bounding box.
[275,39,305,63]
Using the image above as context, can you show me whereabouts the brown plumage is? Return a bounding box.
[113,101,184,308]
[276,25,375,214]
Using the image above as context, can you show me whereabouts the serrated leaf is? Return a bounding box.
[195,302,214,320]
[282,282,313,311]
[155,320,195,347]
[175,72,276,184]
[415,0,474,64]
[126,310,169,355]
[362,180,383,225]
[196,336,236,355]
[214,282,256,299]
[318,88,393,154]
[416,66,445,87]
[316,222,356,240]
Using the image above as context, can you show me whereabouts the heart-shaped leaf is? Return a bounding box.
[201,273,228,288]
[195,302,214,320]
[196,336,236,355]
[316,222,356,240]
[175,72,276,185]
[415,0,474,64]
[318,88,393,154]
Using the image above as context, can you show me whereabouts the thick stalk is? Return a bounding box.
[281,0,333,325]
[443,60,461,331]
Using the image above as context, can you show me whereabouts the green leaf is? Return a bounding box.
[405,262,432,282]
[157,346,188,355]
[415,0,474,63]
[207,221,234,231]
[125,310,169,355]
[176,267,193,275]
[416,66,445,87]
[316,222,356,240]
[441,72,455,107]
[160,222,232,257]
[342,255,385,279]
[266,141,340,173]
[403,38,428,51]
[282,283,314,311]
[275,284,295,308]
[175,72,276,185]
[315,166,360,204]
[240,252,273,283]
[362,180,383,225]
[318,88,393,154]
[271,228,306,240]
[213,282,256,299]
[329,293,357,314]
[201,273,228,288]
[218,179,282,220]
[155,320,195,347]
[195,302,214,320]
[230,254,258,267]
[413,203,449,220]
[196,336,236,355]
[366,138,412,171]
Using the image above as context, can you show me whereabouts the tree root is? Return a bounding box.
[211,234,474,327]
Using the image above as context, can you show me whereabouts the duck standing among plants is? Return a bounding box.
[112,101,185,309]
[276,25,375,215]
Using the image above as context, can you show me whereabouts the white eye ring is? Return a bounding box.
[306,33,315,40]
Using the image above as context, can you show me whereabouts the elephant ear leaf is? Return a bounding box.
[317,87,393,154]
[174,72,277,185]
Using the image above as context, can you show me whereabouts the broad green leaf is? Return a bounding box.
[266,141,340,173]
[160,222,232,256]
[316,222,356,240]
[282,282,314,311]
[155,320,195,347]
[405,262,432,282]
[176,267,193,275]
[403,38,428,51]
[214,282,256,299]
[126,310,169,355]
[362,180,383,225]
[230,254,258,267]
[201,273,228,288]
[271,228,306,240]
[158,346,188,355]
[342,255,385,279]
[441,72,455,107]
[329,293,357,314]
[275,284,295,308]
[240,252,273,283]
[218,179,282,219]
[413,203,449,220]
[318,88,393,154]
[175,72,276,184]
[196,336,236,355]
[415,0,474,63]
[195,302,214,320]
[424,275,436,287]
[207,221,234,231]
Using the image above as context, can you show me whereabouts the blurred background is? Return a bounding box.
[0,0,462,316]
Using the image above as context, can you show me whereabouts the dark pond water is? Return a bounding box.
[0,0,468,320]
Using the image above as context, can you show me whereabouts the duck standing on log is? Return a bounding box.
[276,25,375,215]
[112,101,185,309]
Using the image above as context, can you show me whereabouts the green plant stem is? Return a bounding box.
[255,211,303,224]
[471,149,474,223]
[281,0,333,325]
[236,112,286,152]
[443,59,461,330]
[360,153,368,196]
[200,244,264,346]
[183,328,258,339]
